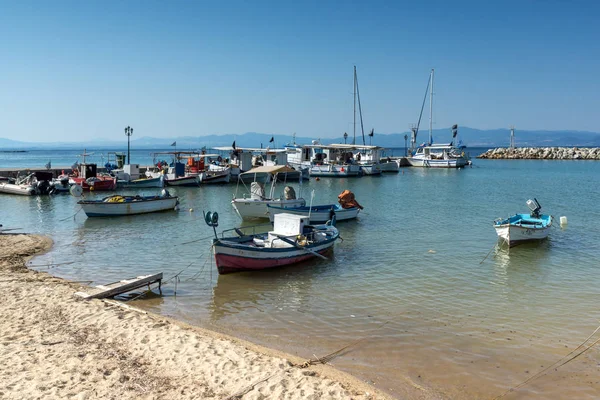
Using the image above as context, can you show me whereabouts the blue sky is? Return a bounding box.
[1,0,599,142]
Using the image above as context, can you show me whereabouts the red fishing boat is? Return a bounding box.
[67,150,117,191]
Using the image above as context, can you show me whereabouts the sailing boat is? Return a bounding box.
[407,69,470,168]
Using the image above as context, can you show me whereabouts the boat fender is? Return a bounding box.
[70,184,83,197]
[560,216,567,226]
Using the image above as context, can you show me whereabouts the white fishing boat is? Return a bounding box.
[113,163,165,188]
[493,199,553,247]
[199,167,231,184]
[206,212,339,274]
[232,165,306,219]
[117,176,165,188]
[407,69,470,168]
[408,142,469,168]
[77,190,179,217]
[145,152,201,187]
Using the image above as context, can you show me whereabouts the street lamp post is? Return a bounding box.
[343,132,348,144]
[124,126,133,164]
[404,134,408,156]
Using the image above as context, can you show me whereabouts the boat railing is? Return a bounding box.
[220,223,272,238]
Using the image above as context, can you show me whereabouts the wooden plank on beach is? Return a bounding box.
[74,273,162,300]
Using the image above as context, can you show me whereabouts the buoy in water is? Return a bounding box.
[189,208,194,212]
[316,177,320,181]
[560,216,568,226]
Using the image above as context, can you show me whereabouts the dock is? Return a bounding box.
[74,273,163,300]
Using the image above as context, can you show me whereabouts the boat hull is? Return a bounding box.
[232,198,306,219]
[359,164,382,175]
[213,236,336,274]
[267,204,360,224]
[378,161,399,173]
[199,171,231,184]
[164,176,199,187]
[309,164,362,177]
[0,182,37,195]
[79,196,179,217]
[494,214,553,246]
[70,177,117,191]
[407,157,468,168]
[117,176,164,188]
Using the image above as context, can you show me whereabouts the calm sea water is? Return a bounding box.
[1,151,599,399]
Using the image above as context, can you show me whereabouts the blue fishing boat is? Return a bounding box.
[493,199,553,246]
[267,203,360,224]
[267,189,362,223]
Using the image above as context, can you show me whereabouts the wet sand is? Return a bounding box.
[0,234,435,400]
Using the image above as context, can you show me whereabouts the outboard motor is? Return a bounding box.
[36,179,51,195]
[526,198,542,218]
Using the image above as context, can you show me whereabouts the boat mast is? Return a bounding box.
[353,66,357,145]
[429,68,434,145]
[355,66,366,146]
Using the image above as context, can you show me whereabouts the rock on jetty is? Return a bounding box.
[477,147,600,160]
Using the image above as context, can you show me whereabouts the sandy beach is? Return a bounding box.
[0,234,435,400]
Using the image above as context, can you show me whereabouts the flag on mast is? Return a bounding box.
[269,136,274,143]
[170,141,176,146]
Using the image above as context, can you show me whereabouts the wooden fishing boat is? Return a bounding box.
[68,151,117,191]
[493,199,553,246]
[117,176,164,188]
[78,190,179,217]
[199,167,231,184]
[206,212,339,274]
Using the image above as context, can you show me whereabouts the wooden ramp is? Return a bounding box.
[74,273,163,300]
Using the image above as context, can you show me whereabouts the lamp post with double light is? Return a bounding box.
[124,126,133,164]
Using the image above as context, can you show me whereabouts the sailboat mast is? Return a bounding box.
[429,68,434,145]
[353,66,357,145]
[355,67,366,145]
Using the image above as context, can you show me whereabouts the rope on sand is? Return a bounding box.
[219,320,391,400]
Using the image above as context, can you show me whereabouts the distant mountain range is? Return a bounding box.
[2,127,600,150]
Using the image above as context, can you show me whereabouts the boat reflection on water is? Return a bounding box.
[209,258,327,324]
[491,239,553,291]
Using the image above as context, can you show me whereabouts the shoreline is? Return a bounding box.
[0,233,427,400]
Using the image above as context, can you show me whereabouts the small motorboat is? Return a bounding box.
[50,176,72,193]
[78,190,179,217]
[206,211,339,274]
[0,172,55,196]
[232,166,306,220]
[493,198,553,247]
[267,189,363,224]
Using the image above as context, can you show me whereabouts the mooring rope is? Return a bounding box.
[58,207,82,222]
[492,322,600,399]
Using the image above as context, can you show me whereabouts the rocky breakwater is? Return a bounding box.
[477,147,600,160]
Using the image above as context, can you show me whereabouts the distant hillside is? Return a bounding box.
[1,127,600,150]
